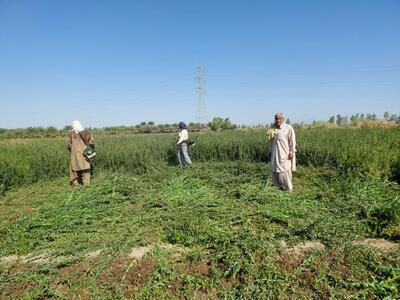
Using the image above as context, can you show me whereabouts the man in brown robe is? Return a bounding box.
[68,120,95,187]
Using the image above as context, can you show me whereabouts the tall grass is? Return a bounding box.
[0,128,399,193]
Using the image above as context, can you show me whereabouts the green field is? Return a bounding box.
[1,128,399,193]
[0,128,399,299]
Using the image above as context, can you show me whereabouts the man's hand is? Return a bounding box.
[288,152,294,160]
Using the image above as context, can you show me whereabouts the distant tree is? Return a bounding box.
[328,116,335,124]
[221,118,234,130]
[389,114,398,122]
[360,113,365,119]
[188,122,195,130]
[63,125,72,131]
[343,116,349,125]
[45,126,58,137]
[148,121,155,126]
[336,114,343,126]
[209,117,224,131]
[140,121,147,126]
[286,118,291,124]
[194,123,202,130]
[384,112,390,121]
[371,114,377,120]
[208,117,236,131]
[46,126,58,132]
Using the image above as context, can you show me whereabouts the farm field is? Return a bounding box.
[0,128,399,299]
[1,128,399,193]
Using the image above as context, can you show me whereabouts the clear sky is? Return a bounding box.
[0,0,399,128]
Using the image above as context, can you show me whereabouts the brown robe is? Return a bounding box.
[68,130,95,171]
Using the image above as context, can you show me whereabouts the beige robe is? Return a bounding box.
[268,123,296,173]
[68,130,95,171]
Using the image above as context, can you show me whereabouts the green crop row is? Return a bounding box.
[0,128,399,193]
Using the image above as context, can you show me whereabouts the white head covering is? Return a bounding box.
[72,120,84,134]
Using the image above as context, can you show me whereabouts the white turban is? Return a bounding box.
[72,120,84,134]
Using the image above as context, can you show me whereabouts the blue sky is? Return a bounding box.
[0,0,399,128]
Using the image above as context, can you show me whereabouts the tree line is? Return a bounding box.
[0,112,398,140]
[328,112,400,126]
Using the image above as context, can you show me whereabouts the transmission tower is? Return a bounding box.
[196,65,207,124]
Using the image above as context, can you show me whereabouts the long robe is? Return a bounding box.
[268,123,296,173]
[68,130,95,171]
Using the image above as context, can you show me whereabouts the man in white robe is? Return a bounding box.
[268,113,296,191]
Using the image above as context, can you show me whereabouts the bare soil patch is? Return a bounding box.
[276,240,325,270]
[353,238,399,252]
